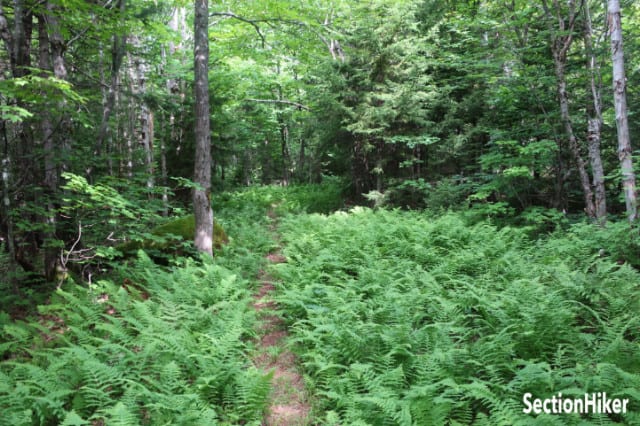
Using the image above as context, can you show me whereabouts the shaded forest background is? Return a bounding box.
[1,0,640,284]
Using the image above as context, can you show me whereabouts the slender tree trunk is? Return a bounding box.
[193,0,213,255]
[13,0,32,78]
[36,3,67,281]
[243,151,252,186]
[131,53,155,193]
[141,106,154,192]
[125,57,135,179]
[584,1,606,225]
[95,0,126,159]
[543,0,596,219]
[160,6,185,215]
[1,120,17,291]
[279,119,290,185]
[352,138,371,198]
[12,0,32,175]
[38,13,58,281]
[554,59,596,219]
[297,136,306,181]
[275,64,290,185]
[608,0,637,222]
[0,0,15,75]
[160,119,169,216]
[46,2,65,82]
[587,119,606,221]
[2,0,37,277]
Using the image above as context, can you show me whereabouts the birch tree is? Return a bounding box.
[608,0,637,222]
[584,0,607,224]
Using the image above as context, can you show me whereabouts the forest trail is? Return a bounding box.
[252,208,310,426]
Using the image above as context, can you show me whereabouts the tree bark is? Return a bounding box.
[125,54,135,178]
[160,120,168,216]
[13,0,33,78]
[1,0,37,278]
[1,121,17,291]
[0,0,14,74]
[44,1,68,281]
[555,58,596,220]
[130,54,155,192]
[38,13,58,281]
[543,0,596,219]
[95,0,126,159]
[608,0,637,222]
[584,1,606,225]
[193,0,213,255]
[297,136,306,181]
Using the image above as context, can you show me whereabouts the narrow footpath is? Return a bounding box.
[252,208,310,425]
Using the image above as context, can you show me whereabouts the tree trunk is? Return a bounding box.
[542,0,596,219]
[125,57,135,179]
[352,138,371,198]
[587,119,606,222]
[1,121,18,291]
[584,1,606,225]
[193,0,213,255]
[160,119,169,216]
[95,0,126,159]
[2,0,38,278]
[131,52,154,193]
[38,13,58,281]
[37,3,67,281]
[608,0,637,222]
[279,119,290,185]
[13,0,32,78]
[554,59,596,219]
[141,106,154,192]
[0,0,14,74]
[297,136,306,181]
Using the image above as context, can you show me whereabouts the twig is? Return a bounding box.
[62,221,83,266]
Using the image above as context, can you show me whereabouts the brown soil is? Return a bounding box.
[253,210,311,426]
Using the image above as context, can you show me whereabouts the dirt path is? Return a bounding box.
[252,210,310,425]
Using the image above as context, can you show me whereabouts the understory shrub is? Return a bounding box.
[214,178,345,217]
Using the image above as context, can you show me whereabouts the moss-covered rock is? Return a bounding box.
[118,215,228,256]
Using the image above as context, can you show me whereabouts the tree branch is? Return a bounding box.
[210,11,266,47]
[245,98,310,111]
[209,11,344,60]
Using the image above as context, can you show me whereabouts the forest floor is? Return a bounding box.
[252,207,310,426]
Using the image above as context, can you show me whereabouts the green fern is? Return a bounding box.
[274,208,640,424]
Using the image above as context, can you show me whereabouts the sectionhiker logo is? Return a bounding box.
[523,392,630,415]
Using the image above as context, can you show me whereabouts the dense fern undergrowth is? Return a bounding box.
[274,208,640,425]
[2,181,640,425]
[0,187,287,426]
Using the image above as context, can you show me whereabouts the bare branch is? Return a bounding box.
[62,220,83,267]
[67,26,91,47]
